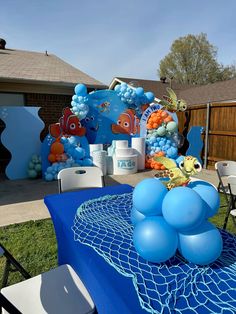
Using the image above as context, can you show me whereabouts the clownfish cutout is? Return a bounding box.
[111,109,140,136]
[49,107,86,138]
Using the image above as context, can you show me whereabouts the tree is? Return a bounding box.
[158,33,236,85]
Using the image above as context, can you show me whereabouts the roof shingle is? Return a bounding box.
[112,77,236,107]
[0,48,106,88]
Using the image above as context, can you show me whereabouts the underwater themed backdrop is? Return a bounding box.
[71,83,155,145]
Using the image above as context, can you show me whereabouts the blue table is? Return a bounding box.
[44,184,236,314]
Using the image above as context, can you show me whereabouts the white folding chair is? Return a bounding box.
[58,166,104,193]
[215,161,236,204]
[223,175,236,230]
[0,244,95,314]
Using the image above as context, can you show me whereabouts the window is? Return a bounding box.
[0,93,24,106]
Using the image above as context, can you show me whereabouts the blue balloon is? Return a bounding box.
[133,216,178,263]
[67,147,75,157]
[175,155,184,166]
[74,147,85,159]
[81,158,93,166]
[188,181,220,218]
[145,92,155,103]
[178,221,223,265]
[162,187,206,232]
[131,207,146,226]
[114,84,121,92]
[46,166,53,173]
[136,87,144,96]
[68,136,77,147]
[133,178,168,216]
[74,84,87,96]
[45,173,54,181]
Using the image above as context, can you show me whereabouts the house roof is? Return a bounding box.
[179,79,236,106]
[0,48,106,89]
[110,77,236,107]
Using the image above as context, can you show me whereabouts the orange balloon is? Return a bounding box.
[51,142,64,155]
[48,153,56,163]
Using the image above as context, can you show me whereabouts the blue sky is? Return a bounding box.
[1,0,236,85]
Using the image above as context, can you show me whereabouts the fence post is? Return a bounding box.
[203,102,210,169]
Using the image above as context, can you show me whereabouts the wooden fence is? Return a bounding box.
[177,102,236,169]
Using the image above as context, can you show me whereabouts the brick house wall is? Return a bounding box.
[25,93,72,140]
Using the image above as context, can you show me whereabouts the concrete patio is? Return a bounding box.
[0,169,219,227]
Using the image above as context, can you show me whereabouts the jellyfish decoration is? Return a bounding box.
[132,178,222,266]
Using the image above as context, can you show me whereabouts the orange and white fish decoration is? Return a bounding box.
[111,109,140,136]
[49,107,86,138]
[96,101,110,113]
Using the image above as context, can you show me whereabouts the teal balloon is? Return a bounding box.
[133,178,168,216]
[133,216,178,263]
[178,221,223,265]
[157,126,166,136]
[74,84,87,96]
[188,181,220,218]
[35,163,42,172]
[131,207,146,226]
[28,161,34,169]
[166,121,178,133]
[162,187,206,232]
[28,169,37,179]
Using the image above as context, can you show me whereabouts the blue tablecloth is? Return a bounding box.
[44,184,236,314]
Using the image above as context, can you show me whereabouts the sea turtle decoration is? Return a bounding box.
[154,156,202,189]
[159,87,187,112]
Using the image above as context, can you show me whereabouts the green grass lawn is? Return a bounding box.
[0,219,57,286]
[0,193,235,287]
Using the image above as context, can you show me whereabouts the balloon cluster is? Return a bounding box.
[45,159,76,181]
[146,131,178,158]
[45,136,93,181]
[60,136,92,166]
[145,109,184,168]
[132,178,223,266]
[48,141,67,163]
[114,83,154,113]
[27,154,42,179]
[71,84,89,120]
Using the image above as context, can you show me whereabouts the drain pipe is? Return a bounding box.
[203,102,210,169]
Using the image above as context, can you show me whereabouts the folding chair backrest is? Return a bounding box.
[58,166,104,193]
[227,175,236,196]
[215,161,236,177]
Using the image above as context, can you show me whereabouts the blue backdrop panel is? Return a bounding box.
[84,90,133,144]
[186,126,204,164]
[0,106,44,180]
